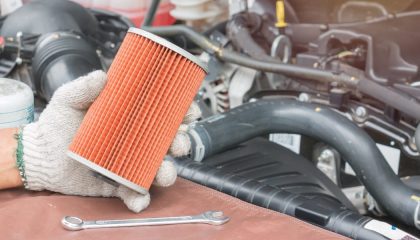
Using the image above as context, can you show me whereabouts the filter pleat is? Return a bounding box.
[82,36,143,160]
[104,42,169,169]
[128,53,181,178]
[131,57,192,182]
[119,49,180,177]
[95,38,155,166]
[76,36,141,161]
[110,44,172,172]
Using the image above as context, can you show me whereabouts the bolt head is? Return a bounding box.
[298,93,310,102]
[355,106,367,118]
[318,149,335,163]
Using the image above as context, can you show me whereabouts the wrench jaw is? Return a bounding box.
[61,216,84,231]
[201,211,230,225]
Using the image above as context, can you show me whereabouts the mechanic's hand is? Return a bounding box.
[20,70,200,212]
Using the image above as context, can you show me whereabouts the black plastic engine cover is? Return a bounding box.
[173,138,355,211]
[174,138,392,240]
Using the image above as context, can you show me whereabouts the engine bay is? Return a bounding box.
[1,0,420,239]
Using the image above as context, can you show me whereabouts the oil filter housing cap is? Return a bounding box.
[0,78,34,129]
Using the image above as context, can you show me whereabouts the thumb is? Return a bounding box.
[168,131,191,157]
[116,186,151,213]
[50,70,107,110]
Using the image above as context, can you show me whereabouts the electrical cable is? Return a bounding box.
[142,0,161,27]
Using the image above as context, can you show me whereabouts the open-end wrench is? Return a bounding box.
[61,211,230,231]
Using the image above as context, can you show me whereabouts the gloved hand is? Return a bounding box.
[20,70,200,212]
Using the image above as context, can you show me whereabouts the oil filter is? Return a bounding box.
[68,27,207,194]
[0,78,34,129]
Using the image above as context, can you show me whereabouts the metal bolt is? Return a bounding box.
[15,57,22,65]
[316,148,338,184]
[298,93,310,102]
[355,106,367,118]
[318,149,334,164]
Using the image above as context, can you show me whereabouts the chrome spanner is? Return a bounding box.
[61,211,230,231]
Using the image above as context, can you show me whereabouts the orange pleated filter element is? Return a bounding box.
[68,28,207,194]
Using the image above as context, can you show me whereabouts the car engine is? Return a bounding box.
[1,0,420,239]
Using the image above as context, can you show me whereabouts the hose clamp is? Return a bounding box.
[188,129,205,162]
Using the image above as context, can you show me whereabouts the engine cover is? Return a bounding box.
[173,138,355,210]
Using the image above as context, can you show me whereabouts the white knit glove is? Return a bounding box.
[20,70,200,212]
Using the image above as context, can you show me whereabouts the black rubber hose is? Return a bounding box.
[143,25,420,120]
[187,99,420,228]
[174,159,388,240]
[227,13,274,62]
[220,50,356,85]
[143,25,218,52]
[142,0,161,27]
[224,17,420,120]
[143,25,357,87]
[284,0,299,23]
[416,124,420,153]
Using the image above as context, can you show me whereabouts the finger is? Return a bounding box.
[178,123,188,132]
[168,131,191,157]
[153,160,177,187]
[182,102,201,124]
[116,186,151,213]
[50,70,107,110]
